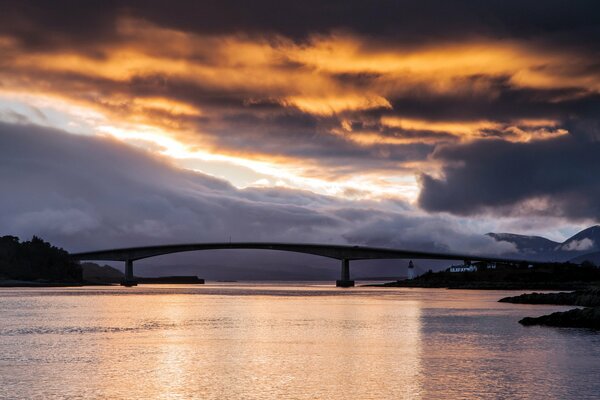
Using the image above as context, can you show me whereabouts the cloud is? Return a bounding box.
[0,5,599,202]
[0,121,521,277]
[2,1,599,50]
[1,1,599,238]
[0,121,340,247]
[342,212,518,255]
[11,208,100,235]
[418,132,600,220]
[561,238,594,252]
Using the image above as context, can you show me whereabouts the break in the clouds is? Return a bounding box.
[0,121,511,250]
[1,121,526,276]
[0,0,598,256]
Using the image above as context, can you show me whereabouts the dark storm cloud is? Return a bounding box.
[384,76,596,123]
[2,0,599,223]
[2,0,599,50]
[0,0,120,51]
[418,133,600,219]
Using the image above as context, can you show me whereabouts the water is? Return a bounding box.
[1,284,599,399]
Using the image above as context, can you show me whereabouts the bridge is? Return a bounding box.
[70,242,532,287]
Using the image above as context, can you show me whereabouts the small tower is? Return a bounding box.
[407,260,416,280]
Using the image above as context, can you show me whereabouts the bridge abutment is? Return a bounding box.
[121,259,138,287]
[336,258,354,287]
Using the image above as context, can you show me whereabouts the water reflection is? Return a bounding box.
[0,285,599,399]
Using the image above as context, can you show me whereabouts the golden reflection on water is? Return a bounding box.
[139,292,425,399]
[1,285,599,399]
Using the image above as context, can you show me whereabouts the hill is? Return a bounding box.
[559,226,600,252]
[81,262,124,283]
[487,225,600,262]
[486,233,559,255]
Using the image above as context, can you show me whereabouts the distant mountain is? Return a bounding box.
[81,262,123,283]
[487,225,600,263]
[486,233,559,255]
[558,226,600,253]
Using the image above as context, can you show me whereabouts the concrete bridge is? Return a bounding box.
[70,242,532,287]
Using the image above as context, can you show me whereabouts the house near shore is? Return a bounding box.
[449,264,478,273]
[448,262,498,273]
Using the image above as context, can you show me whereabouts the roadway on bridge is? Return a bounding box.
[71,242,533,287]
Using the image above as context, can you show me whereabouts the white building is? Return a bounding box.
[449,264,478,273]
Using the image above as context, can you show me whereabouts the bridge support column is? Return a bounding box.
[121,259,138,287]
[336,259,354,287]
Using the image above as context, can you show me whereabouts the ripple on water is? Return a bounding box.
[0,285,599,400]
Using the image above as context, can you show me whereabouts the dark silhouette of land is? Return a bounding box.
[82,262,205,285]
[500,289,600,329]
[0,235,82,285]
[519,307,600,328]
[373,262,600,290]
[499,289,600,307]
[81,262,124,284]
[0,236,204,286]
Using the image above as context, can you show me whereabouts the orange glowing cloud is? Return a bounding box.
[380,117,567,142]
[0,16,594,202]
[282,94,391,115]
[287,35,600,93]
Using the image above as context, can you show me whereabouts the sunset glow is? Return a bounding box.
[2,3,600,398]
[1,1,598,239]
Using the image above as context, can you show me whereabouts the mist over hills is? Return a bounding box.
[487,225,600,263]
[486,233,560,255]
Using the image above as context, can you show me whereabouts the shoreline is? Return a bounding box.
[0,280,115,287]
[365,280,600,290]
[2,279,597,290]
[499,288,600,329]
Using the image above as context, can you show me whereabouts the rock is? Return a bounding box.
[499,288,600,307]
[519,307,600,329]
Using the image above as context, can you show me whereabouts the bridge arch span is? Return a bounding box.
[70,242,531,288]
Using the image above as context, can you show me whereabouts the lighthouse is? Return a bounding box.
[407,260,416,280]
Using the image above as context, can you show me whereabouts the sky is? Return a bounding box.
[1,1,599,275]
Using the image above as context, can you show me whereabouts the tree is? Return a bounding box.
[0,235,82,282]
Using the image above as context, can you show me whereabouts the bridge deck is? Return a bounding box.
[70,242,531,264]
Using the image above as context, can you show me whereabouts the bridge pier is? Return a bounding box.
[336,258,354,287]
[121,259,138,287]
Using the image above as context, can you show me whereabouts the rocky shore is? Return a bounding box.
[372,280,596,290]
[499,288,600,329]
[499,288,600,307]
[519,307,600,329]
[0,279,86,287]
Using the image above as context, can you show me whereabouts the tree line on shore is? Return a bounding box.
[0,235,82,282]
